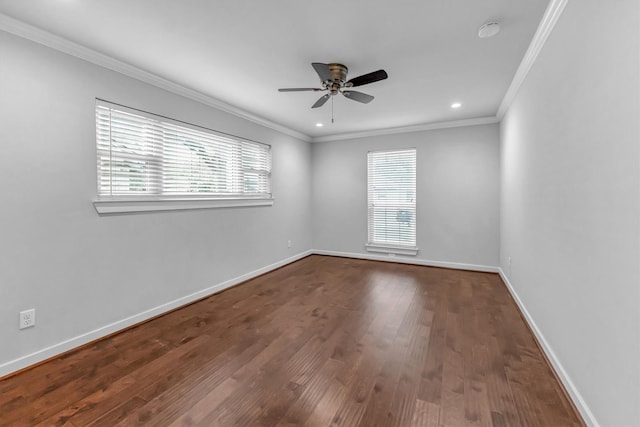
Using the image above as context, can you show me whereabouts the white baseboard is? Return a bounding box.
[0,253,601,427]
[0,250,312,378]
[497,268,599,427]
[312,249,499,273]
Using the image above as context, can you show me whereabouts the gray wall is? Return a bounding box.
[312,124,500,268]
[3,3,638,423]
[500,0,639,425]
[0,31,313,373]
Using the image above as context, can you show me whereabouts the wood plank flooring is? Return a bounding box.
[0,255,583,426]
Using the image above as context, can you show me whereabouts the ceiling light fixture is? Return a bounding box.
[315,123,323,127]
[451,102,462,109]
[478,22,501,38]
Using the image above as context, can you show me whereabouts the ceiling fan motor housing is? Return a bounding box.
[327,63,348,83]
[326,64,348,95]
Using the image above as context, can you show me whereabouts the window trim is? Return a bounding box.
[366,147,419,255]
[93,196,274,215]
[365,243,419,256]
[93,99,273,214]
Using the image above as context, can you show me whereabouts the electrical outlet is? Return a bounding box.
[19,309,36,329]
[287,240,292,248]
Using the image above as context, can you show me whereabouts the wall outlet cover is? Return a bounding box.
[19,309,36,329]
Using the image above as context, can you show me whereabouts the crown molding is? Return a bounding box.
[312,116,499,143]
[496,0,568,119]
[0,13,312,142]
[1,0,567,145]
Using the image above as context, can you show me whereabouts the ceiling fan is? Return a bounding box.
[278,63,388,109]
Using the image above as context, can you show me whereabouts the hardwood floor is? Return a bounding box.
[0,255,583,426]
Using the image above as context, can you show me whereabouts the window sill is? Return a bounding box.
[365,244,419,256]
[93,197,274,214]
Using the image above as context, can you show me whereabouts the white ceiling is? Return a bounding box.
[0,0,549,139]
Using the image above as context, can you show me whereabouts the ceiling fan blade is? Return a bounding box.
[278,88,323,92]
[311,63,332,82]
[346,69,388,87]
[312,94,331,108]
[342,90,374,104]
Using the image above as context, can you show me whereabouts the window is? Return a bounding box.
[367,148,418,255]
[94,100,272,213]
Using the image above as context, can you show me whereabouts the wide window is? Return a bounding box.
[367,148,418,255]
[94,100,272,213]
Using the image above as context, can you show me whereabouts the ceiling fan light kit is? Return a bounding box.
[279,62,388,110]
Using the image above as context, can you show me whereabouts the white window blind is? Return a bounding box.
[367,148,417,249]
[96,101,271,201]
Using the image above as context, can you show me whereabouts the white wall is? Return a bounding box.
[312,124,500,269]
[0,31,312,375]
[500,1,640,425]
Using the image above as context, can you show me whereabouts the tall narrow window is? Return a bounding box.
[94,100,272,213]
[367,148,417,254]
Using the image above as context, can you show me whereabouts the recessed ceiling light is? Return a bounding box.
[315,123,323,127]
[451,102,462,109]
[478,22,500,38]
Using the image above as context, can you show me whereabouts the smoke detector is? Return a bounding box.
[478,22,500,38]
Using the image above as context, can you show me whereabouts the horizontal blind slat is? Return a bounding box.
[367,148,416,247]
[96,103,271,198]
